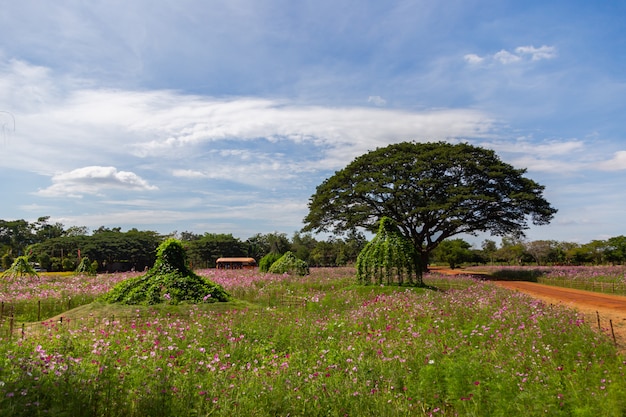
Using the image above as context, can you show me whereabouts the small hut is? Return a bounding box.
[216,257,257,270]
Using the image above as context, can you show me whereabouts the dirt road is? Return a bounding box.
[493,280,626,350]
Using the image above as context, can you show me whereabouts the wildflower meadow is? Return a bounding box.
[1,267,625,416]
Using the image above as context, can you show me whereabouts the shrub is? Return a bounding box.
[259,252,283,272]
[268,251,309,276]
[100,238,229,305]
[75,256,97,275]
[356,217,421,286]
[2,255,39,279]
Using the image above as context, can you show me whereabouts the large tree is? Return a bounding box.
[302,141,557,271]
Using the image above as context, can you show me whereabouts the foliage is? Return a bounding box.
[268,251,310,276]
[184,233,248,268]
[75,256,97,275]
[28,229,162,272]
[258,252,283,272]
[1,255,39,279]
[303,141,557,270]
[356,217,421,285]
[432,238,473,269]
[100,239,229,305]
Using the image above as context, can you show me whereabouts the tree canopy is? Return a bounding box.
[303,141,557,269]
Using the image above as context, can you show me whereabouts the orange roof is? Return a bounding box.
[216,257,256,263]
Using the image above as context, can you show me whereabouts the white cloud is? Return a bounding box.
[515,45,557,61]
[463,54,484,64]
[465,45,557,66]
[494,50,522,65]
[367,95,387,106]
[38,166,157,197]
[596,151,626,171]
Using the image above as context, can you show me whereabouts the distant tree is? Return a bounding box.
[33,216,65,242]
[303,142,556,278]
[246,232,291,260]
[481,239,498,265]
[290,232,318,264]
[606,236,626,264]
[524,240,557,266]
[433,238,473,269]
[495,236,526,265]
[0,219,36,256]
[186,233,247,268]
[64,226,90,237]
[582,240,609,265]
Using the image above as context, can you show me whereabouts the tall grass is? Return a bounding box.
[0,268,624,416]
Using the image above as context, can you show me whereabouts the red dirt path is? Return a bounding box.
[432,267,626,350]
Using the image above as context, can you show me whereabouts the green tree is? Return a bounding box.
[303,142,556,275]
[606,236,626,264]
[433,238,473,269]
[495,236,526,265]
[0,219,36,256]
[186,233,247,268]
[481,239,498,265]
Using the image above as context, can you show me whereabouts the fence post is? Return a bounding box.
[610,320,617,345]
[38,300,41,322]
[596,311,601,330]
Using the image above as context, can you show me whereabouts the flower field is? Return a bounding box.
[1,267,625,416]
[469,265,626,295]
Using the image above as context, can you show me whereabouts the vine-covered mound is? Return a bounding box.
[1,255,39,279]
[356,217,422,286]
[268,251,309,276]
[100,238,229,305]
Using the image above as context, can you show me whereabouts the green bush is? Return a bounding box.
[75,256,97,275]
[356,217,421,286]
[268,251,309,276]
[259,252,283,272]
[101,238,230,305]
[2,255,39,279]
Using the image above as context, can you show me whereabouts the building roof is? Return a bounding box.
[216,257,257,263]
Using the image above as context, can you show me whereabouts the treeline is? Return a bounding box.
[0,217,367,272]
[2,217,626,272]
[430,236,626,268]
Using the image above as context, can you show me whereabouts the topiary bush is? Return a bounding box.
[2,255,39,279]
[100,238,230,305]
[259,252,283,272]
[75,256,97,275]
[268,251,309,276]
[356,217,422,286]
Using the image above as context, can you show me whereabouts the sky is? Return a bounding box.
[1,0,625,246]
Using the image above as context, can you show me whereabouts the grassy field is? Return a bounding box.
[0,267,624,416]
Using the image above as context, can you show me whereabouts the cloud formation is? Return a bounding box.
[465,45,557,66]
[38,166,157,197]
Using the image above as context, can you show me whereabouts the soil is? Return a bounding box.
[431,267,626,351]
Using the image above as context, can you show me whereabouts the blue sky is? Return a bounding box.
[1,1,625,246]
